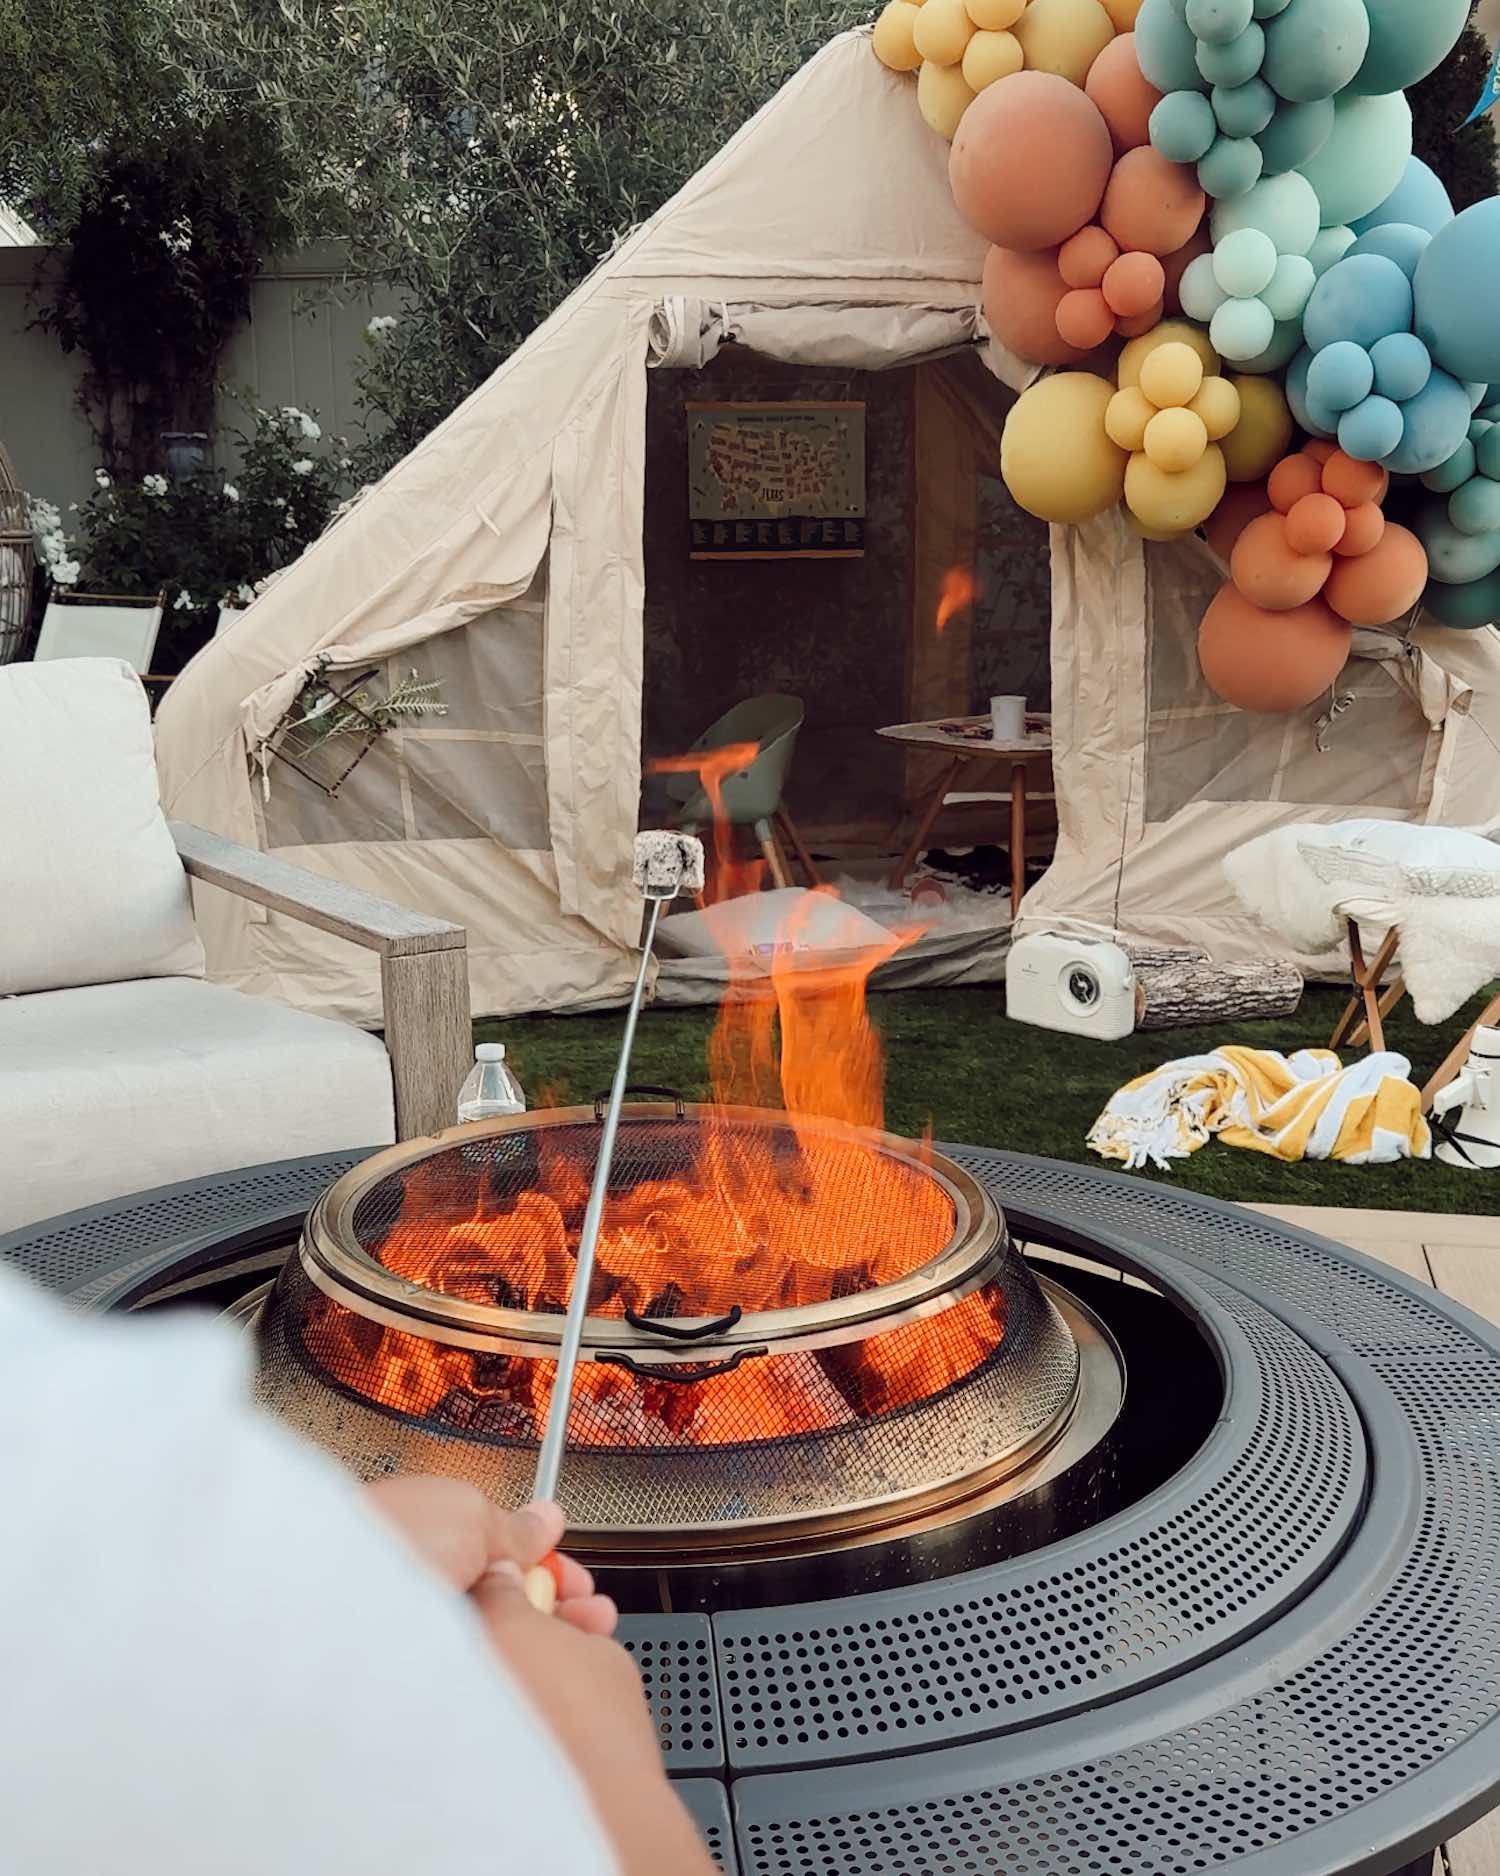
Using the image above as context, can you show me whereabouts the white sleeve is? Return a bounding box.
[0,1270,618,1876]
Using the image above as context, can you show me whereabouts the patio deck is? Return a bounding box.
[1250,1204,1500,1876]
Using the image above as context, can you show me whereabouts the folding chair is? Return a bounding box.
[35,591,166,679]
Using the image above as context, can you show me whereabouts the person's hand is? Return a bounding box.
[365,1476,616,1634]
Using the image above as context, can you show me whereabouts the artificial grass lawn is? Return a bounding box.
[478,981,1500,1217]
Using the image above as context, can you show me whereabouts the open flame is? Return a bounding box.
[647,741,762,904]
[935,566,975,635]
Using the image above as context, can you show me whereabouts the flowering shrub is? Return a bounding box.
[43,405,348,666]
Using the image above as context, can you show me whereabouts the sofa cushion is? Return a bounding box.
[0,658,204,995]
[1296,819,1500,901]
[0,978,395,1233]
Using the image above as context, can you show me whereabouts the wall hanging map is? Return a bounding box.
[687,401,866,559]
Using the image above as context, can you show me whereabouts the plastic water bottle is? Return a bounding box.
[457,1043,526,1123]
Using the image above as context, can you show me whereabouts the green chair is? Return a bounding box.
[664,693,818,888]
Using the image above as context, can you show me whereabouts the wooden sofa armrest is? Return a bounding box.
[170,821,471,1142]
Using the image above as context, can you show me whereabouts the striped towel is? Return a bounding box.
[1088,1046,1432,1172]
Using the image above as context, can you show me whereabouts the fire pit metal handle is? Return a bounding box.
[592,1085,687,1120]
[596,1346,767,1385]
[623,1303,744,1342]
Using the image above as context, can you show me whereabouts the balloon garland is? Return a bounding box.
[872,0,1500,714]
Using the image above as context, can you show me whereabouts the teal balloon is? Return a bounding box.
[1286,346,1336,437]
[1196,22,1264,86]
[1479,428,1500,483]
[1350,156,1454,239]
[1135,0,1207,90]
[1261,0,1369,104]
[1414,199,1500,387]
[1308,341,1374,413]
[1348,223,1430,283]
[1388,370,1475,476]
[1304,254,1412,353]
[1471,418,1495,445]
[1214,225,1278,296]
[1297,91,1413,231]
[1338,395,1404,464]
[1211,171,1319,256]
[1449,477,1500,538]
[1417,498,1500,588]
[1212,77,1275,138]
[1179,252,1229,321]
[1262,252,1315,320]
[1369,332,1431,403]
[1422,569,1500,630]
[1422,441,1477,496]
[1186,0,1252,43]
[1256,96,1334,174]
[1234,317,1304,374]
[1470,382,1491,412]
[1349,0,1471,98]
[1252,0,1290,13]
[1210,294,1275,362]
[1198,134,1263,199]
[1151,90,1218,162]
[1308,225,1356,276]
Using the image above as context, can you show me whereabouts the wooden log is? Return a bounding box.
[1134,957,1303,1031]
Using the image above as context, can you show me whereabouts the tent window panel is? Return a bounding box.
[403,602,544,738]
[261,737,410,848]
[1145,705,1254,820]
[404,735,549,850]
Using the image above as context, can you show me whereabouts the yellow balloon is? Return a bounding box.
[914,0,976,64]
[1221,373,1294,484]
[1125,444,1227,534]
[962,27,1025,86]
[1188,375,1241,443]
[1098,0,1141,25]
[1144,406,1209,473]
[917,58,977,137]
[1012,0,1116,85]
[1002,373,1127,524]
[1138,342,1205,411]
[874,0,925,69]
[1105,385,1155,453]
[1117,319,1220,394]
[964,0,1026,25]
[1128,514,1187,541]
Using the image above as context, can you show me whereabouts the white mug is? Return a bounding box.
[990,695,1026,742]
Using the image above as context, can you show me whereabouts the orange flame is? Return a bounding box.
[935,566,976,635]
[648,741,762,904]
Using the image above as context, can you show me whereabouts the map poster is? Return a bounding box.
[686,401,866,559]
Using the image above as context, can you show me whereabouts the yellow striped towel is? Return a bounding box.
[1088,1046,1431,1172]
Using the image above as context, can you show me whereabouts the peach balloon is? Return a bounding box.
[982,245,1097,367]
[1285,493,1348,557]
[949,71,1114,251]
[1332,502,1386,559]
[1059,225,1121,289]
[1198,586,1353,714]
[1231,513,1333,610]
[1116,301,1164,337]
[1057,287,1117,350]
[1203,480,1273,560]
[1085,34,1163,155]
[1303,439,1337,466]
[1100,147,1207,259]
[1103,250,1166,317]
[1320,452,1389,510]
[1267,453,1323,516]
[1324,524,1428,627]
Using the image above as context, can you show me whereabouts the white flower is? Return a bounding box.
[299,415,322,441]
[52,560,80,587]
[273,496,287,507]
[173,590,195,611]
[236,583,256,604]
[222,483,240,503]
[157,215,193,256]
[95,469,112,489]
[366,314,398,337]
[283,510,297,530]
[291,458,314,476]
[141,474,169,497]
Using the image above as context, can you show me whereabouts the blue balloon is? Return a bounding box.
[1449,476,1500,538]
[1256,96,1334,174]
[1199,134,1264,199]
[1187,0,1253,44]
[1338,395,1405,463]
[1417,497,1500,587]
[1197,21,1265,86]
[1421,440,1476,495]
[1369,332,1432,403]
[1387,370,1476,476]
[1423,568,1500,630]
[1135,0,1207,90]
[1212,76,1276,138]
[1234,318,1304,375]
[1307,341,1374,413]
[1286,346,1337,437]
[1152,90,1219,162]
[1414,199,1500,387]
[1470,382,1491,412]
[1303,254,1413,354]
[1350,156,1454,238]
[1262,0,1369,103]
[1349,0,1471,100]
[1479,427,1500,481]
[1348,224,1430,283]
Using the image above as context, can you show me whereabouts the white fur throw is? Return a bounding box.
[1224,824,1500,1026]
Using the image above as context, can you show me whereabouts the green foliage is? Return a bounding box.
[1410,11,1500,214]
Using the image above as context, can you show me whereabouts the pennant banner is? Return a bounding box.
[1466,34,1500,125]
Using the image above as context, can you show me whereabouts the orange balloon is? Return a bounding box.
[1285,492,1348,557]
[982,245,1096,368]
[1231,512,1333,610]
[1084,34,1163,156]
[1059,225,1121,289]
[1203,481,1272,560]
[1103,250,1166,318]
[1267,452,1324,515]
[1198,585,1352,714]
[1320,451,1389,509]
[950,72,1114,251]
[1099,147,1207,259]
[1332,501,1386,559]
[1056,287,1117,350]
[1303,439,1338,466]
[1116,300,1165,337]
[1161,226,1212,317]
[1323,523,1428,626]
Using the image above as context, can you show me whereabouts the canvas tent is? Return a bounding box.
[155,27,1500,1027]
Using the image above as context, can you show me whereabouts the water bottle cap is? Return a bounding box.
[475,1043,506,1062]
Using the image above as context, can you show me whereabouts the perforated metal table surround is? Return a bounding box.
[5,1150,1500,1876]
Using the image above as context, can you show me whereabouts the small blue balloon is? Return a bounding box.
[1469,382,1491,412]
[1369,332,1431,403]
[1256,96,1334,174]
[1199,134,1264,199]
[1212,76,1275,138]
[1308,226,1357,278]
[1187,0,1253,43]
[1303,254,1413,354]
[1478,427,1500,481]
[1197,22,1265,86]
[1421,440,1477,495]
[1152,90,1219,163]
[1348,223,1430,283]
[1338,395,1405,463]
[1252,0,1291,14]
[1350,156,1455,237]
[1286,346,1337,437]
[1307,341,1374,413]
[1387,369,1476,476]
[1449,476,1500,537]
[1416,497,1500,587]
[1136,0,1211,89]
